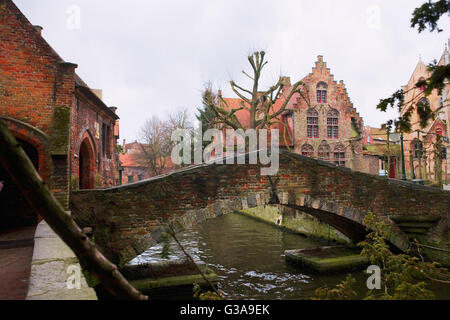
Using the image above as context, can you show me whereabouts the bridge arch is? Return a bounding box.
[0,118,49,230]
[71,151,449,267]
[0,116,50,181]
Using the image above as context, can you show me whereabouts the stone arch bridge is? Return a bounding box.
[71,151,450,267]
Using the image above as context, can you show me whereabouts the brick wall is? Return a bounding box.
[0,0,120,216]
[0,0,72,208]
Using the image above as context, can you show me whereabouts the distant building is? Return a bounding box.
[362,126,401,178]
[0,0,120,229]
[119,140,177,184]
[400,42,449,182]
[119,141,151,184]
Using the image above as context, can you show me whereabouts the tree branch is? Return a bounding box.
[0,120,147,300]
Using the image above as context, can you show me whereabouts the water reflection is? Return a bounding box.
[131,212,449,300]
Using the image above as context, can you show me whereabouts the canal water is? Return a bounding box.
[131,212,449,300]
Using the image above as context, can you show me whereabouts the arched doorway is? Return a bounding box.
[79,138,95,190]
[0,138,39,231]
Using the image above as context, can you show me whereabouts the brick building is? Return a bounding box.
[362,126,401,178]
[400,43,449,183]
[0,0,120,230]
[221,56,365,171]
[119,141,152,184]
[119,140,178,184]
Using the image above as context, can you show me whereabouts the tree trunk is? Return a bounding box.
[0,120,147,300]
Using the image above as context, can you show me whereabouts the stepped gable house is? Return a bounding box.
[221,56,366,172]
[0,0,120,230]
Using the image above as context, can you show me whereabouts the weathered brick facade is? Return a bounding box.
[0,0,119,229]
[401,47,450,182]
[286,56,365,172]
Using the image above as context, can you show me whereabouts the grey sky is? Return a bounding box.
[15,0,450,141]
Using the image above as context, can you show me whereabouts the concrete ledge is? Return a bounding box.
[26,221,97,300]
[285,246,369,273]
[130,270,219,292]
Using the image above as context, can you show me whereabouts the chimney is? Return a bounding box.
[33,25,43,36]
[218,90,222,97]
[91,89,103,100]
[280,76,291,87]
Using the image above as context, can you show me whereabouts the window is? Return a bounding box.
[334,145,345,166]
[301,144,314,157]
[307,109,319,138]
[138,174,143,181]
[102,123,111,158]
[418,77,425,92]
[327,109,339,139]
[318,141,331,161]
[411,140,423,159]
[317,82,328,103]
[127,175,134,183]
[443,147,447,160]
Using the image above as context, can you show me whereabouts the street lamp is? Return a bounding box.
[400,133,407,180]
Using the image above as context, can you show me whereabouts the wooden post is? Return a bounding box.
[0,120,147,300]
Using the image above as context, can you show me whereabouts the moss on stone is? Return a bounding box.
[237,205,350,244]
[48,106,71,155]
[70,175,79,192]
[285,247,369,273]
[130,269,218,291]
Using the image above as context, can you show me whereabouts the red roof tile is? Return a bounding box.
[220,92,294,146]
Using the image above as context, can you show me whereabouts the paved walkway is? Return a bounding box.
[26,221,97,300]
[0,226,36,300]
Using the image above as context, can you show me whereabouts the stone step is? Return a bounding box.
[395,222,435,229]
[285,246,369,273]
[389,215,440,224]
[401,228,429,235]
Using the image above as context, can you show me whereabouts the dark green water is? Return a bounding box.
[132,213,449,300]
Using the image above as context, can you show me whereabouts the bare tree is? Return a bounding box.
[138,109,193,175]
[204,51,310,134]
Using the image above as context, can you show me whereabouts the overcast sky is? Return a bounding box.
[15,0,450,142]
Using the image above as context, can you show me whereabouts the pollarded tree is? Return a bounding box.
[204,51,310,138]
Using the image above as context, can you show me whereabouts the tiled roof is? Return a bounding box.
[120,143,177,169]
